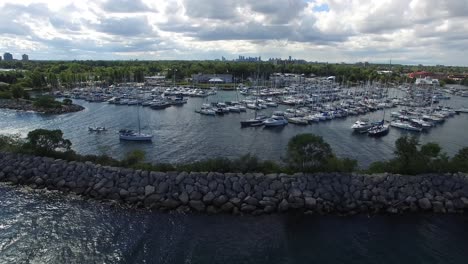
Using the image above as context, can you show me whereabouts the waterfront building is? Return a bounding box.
[22,54,29,61]
[191,73,233,83]
[3,52,13,61]
[415,77,439,86]
[144,75,166,86]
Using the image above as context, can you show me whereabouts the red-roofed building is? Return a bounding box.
[408,71,433,78]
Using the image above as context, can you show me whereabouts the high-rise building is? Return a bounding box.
[22,54,29,61]
[0,56,2,61]
[3,52,13,61]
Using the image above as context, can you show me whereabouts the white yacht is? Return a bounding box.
[390,121,422,132]
[351,119,372,133]
[263,116,288,127]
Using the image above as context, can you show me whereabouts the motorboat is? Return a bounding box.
[287,117,308,125]
[390,121,423,132]
[88,126,106,132]
[351,119,372,133]
[241,115,267,127]
[263,116,288,127]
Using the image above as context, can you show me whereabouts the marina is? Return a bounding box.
[1,82,467,167]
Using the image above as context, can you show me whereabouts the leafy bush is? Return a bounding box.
[287,133,333,172]
[368,136,454,175]
[62,98,73,105]
[24,129,72,155]
[33,95,62,108]
[0,90,12,99]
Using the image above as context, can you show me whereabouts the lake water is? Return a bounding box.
[1,184,468,264]
[0,91,468,167]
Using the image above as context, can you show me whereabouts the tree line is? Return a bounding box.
[1,129,467,175]
[2,60,468,91]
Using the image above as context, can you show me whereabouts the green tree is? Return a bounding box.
[287,133,333,171]
[25,129,72,155]
[62,98,73,105]
[33,95,62,108]
[450,147,468,172]
[10,85,24,100]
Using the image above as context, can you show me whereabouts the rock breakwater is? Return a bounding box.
[1,152,468,215]
[0,99,84,114]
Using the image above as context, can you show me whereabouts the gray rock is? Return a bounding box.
[213,195,228,207]
[179,192,189,204]
[220,202,234,212]
[418,198,432,210]
[278,199,289,212]
[229,197,241,206]
[305,197,317,209]
[432,201,446,213]
[244,196,259,206]
[232,182,242,192]
[270,180,283,190]
[202,192,216,203]
[176,172,187,184]
[119,189,129,197]
[145,185,155,196]
[161,199,180,209]
[461,197,468,208]
[290,188,302,197]
[189,200,206,212]
[208,181,218,191]
[157,182,169,194]
[241,204,256,212]
[263,189,276,197]
[190,191,202,200]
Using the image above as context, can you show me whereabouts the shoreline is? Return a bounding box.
[0,99,84,114]
[1,152,468,216]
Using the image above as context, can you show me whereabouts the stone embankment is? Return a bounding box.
[1,152,468,215]
[0,99,84,114]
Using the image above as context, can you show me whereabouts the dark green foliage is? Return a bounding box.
[450,147,468,172]
[24,129,72,155]
[368,136,459,175]
[10,85,25,100]
[1,130,465,175]
[287,134,333,172]
[0,90,12,99]
[33,95,62,108]
[62,98,73,105]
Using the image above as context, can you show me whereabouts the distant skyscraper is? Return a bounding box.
[22,54,29,61]
[3,52,13,61]
[0,56,2,61]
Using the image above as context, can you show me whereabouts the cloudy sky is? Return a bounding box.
[1,0,467,65]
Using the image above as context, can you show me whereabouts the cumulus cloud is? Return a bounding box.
[100,0,155,13]
[0,0,467,65]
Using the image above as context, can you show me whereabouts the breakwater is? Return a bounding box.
[1,152,468,215]
[0,99,84,114]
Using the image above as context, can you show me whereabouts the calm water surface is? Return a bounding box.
[1,91,468,167]
[1,184,468,264]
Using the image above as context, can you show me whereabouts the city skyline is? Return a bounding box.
[0,0,467,66]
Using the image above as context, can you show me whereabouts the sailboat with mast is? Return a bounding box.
[368,83,390,136]
[240,68,267,127]
[119,99,153,141]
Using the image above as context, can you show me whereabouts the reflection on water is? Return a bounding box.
[1,91,468,167]
[1,184,468,264]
